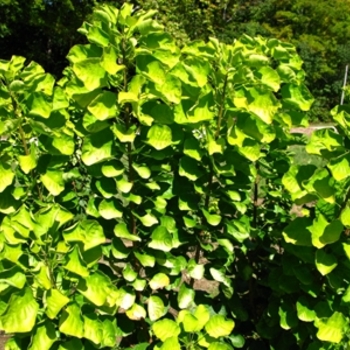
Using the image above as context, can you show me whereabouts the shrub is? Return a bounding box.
[2,3,348,350]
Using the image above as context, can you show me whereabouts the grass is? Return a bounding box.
[289,145,327,168]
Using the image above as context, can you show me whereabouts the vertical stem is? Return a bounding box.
[215,74,228,139]
[9,91,43,200]
[18,125,29,155]
[122,41,136,235]
[253,162,260,229]
[190,74,229,287]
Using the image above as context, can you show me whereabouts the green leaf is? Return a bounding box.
[134,251,155,267]
[296,297,316,322]
[116,176,133,193]
[341,206,350,227]
[187,259,205,280]
[185,93,215,123]
[126,304,146,321]
[281,83,314,111]
[228,334,245,349]
[148,295,166,321]
[178,312,201,332]
[34,263,52,290]
[63,220,105,250]
[183,58,210,87]
[258,66,280,92]
[77,272,113,306]
[101,160,124,177]
[112,124,137,143]
[101,318,119,347]
[123,263,138,282]
[315,250,337,276]
[18,144,37,174]
[146,124,173,150]
[111,238,130,259]
[29,320,57,350]
[133,163,151,179]
[202,209,222,226]
[0,163,14,193]
[83,314,102,345]
[208,137,225,156]
[234,87,279,124]
[116,287,136,310]
[152,319,180,341]
[99,198,123,219]
[316,312,347,343]
[67,44,102,64]
[40,170,65,196]
[87,25,110,47]
[154,74,182,104]
[208,343,233,350]
[95,177,117,198]
[303,169,335,203]
[88,91,117,120]
[101,46,124,74]
[64,245,89,277]
[53,87,69,110]
[118,91,138,104]
[160,337,181,350]
[205,315,235,338]
[26,92,52,119]
[328,154,350,181]
[0,188,19,214]
[114,223,141,242]
[225,219,250,243]
[321,220,343,246]
[0,287,39,333]
[306,129,343,156]
[194,305,210,327]
[81,129,115,166]
[149,273,170,290]
[4,337,21,350]
[0,267,26,289]
[179,156,203,181]
[183,137,202,161]
[57,339,83,350]
[282,217,313,246]
[148,226,173,252]
[131,278,147,292]
[209,268,231,288]
[136,55,166,84]
[73,58,107,90]
[45,289,70,319]
[59,303,84,338]
[177,283,195,309]
[46,133,75,156]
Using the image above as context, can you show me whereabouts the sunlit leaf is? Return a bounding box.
[205,315,235,338]
[0,287,39,333]
[152,319,180,341]
[59,303,84,338]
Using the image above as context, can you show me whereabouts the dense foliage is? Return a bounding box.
[1,0,350,121]
[2,3,350,350]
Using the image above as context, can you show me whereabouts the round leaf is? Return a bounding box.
[205,315,235,338]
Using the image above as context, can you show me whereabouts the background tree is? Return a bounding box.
[0,0,97,76]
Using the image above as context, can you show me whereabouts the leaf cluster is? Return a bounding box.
[1,4,347,350]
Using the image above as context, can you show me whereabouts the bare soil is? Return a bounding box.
[0,335,8,350]
[291,125,337,136]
